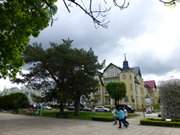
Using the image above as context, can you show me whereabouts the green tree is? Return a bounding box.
[68,48,102,115]
[106,82,126,106]
[0,0,57,78]
[16,39,102,115]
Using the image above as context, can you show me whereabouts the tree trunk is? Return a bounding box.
[59,101,64,113]
[115,99,119,107]
[74,95,80,116]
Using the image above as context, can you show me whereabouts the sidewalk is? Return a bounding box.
[0,112,180,135]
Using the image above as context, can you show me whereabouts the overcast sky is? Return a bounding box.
[1,0,180,90]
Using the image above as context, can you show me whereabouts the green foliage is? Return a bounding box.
[0,92,29,110]
[140,118,180,127]
[0,0,57,78]
[31,94,44,103]
[18,39,102,114]
[106,82,126,104]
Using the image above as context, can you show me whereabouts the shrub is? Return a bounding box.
[0,92,29,111]
[140,118,180,127]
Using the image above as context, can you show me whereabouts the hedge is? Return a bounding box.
[0,93,29,111]
[91,116,113,122]
[140,118,180,127]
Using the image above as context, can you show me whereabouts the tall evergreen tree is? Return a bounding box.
[16,39,103,115]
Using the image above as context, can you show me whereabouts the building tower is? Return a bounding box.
[123,54,129,70]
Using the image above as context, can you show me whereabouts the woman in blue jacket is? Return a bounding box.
[118,108,128,128]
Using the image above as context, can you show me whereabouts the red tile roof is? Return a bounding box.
[144,80,156,89]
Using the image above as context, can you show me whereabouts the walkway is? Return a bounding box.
[0,112,179,135]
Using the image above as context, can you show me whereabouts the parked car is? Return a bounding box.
[118,104,135,113]
[81,106,92,112]
[66,104,85,111]
[94,106,110,112]
[43,105,52,110]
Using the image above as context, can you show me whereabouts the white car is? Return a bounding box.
[94,106,110,112]
[43,105,52,110]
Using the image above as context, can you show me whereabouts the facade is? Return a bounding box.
[144,80,159,105]
[93,57,145,110]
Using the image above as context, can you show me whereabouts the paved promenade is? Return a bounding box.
[0,112,180,135]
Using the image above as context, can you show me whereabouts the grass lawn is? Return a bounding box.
[40,109,139,121]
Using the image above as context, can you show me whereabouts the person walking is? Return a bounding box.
[117,108,128,128]
[112,107,118,125]
[123,107,129,126]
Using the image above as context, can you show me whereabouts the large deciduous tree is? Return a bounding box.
[0,0,57,78]
[16,39,102,114]
[106,82,126,106]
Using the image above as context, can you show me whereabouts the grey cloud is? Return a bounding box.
[134,51,180,76]
[30,0,154,52]
[31,0,177,76]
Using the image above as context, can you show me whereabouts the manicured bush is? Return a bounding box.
[92,116,113,122]
[140,118,180,127]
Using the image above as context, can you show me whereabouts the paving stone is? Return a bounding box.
[0,113,180,135]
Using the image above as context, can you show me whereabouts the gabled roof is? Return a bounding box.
[130,67,142,77]
[103,63,122,73]
[144,80,157,89]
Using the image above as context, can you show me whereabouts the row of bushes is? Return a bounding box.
[140,118,180,127]
[0,93,29,111]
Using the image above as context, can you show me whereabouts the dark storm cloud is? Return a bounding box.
[30,0,154,51]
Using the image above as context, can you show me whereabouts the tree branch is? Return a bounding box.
[62,0,129,28]
[63,0,71,13]
[67,0,109,27]
[113,0,129,9]
[159,0,176,5]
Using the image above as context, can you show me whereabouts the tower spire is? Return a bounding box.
[123,53,129,70]
[124,53,126,61]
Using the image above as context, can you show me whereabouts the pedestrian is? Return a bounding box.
[142,104,146,118]
[112,107,118,125]
[117,108,128,128]
[123,106,129,126]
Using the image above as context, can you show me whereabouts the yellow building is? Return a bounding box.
[93,57,145,110]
